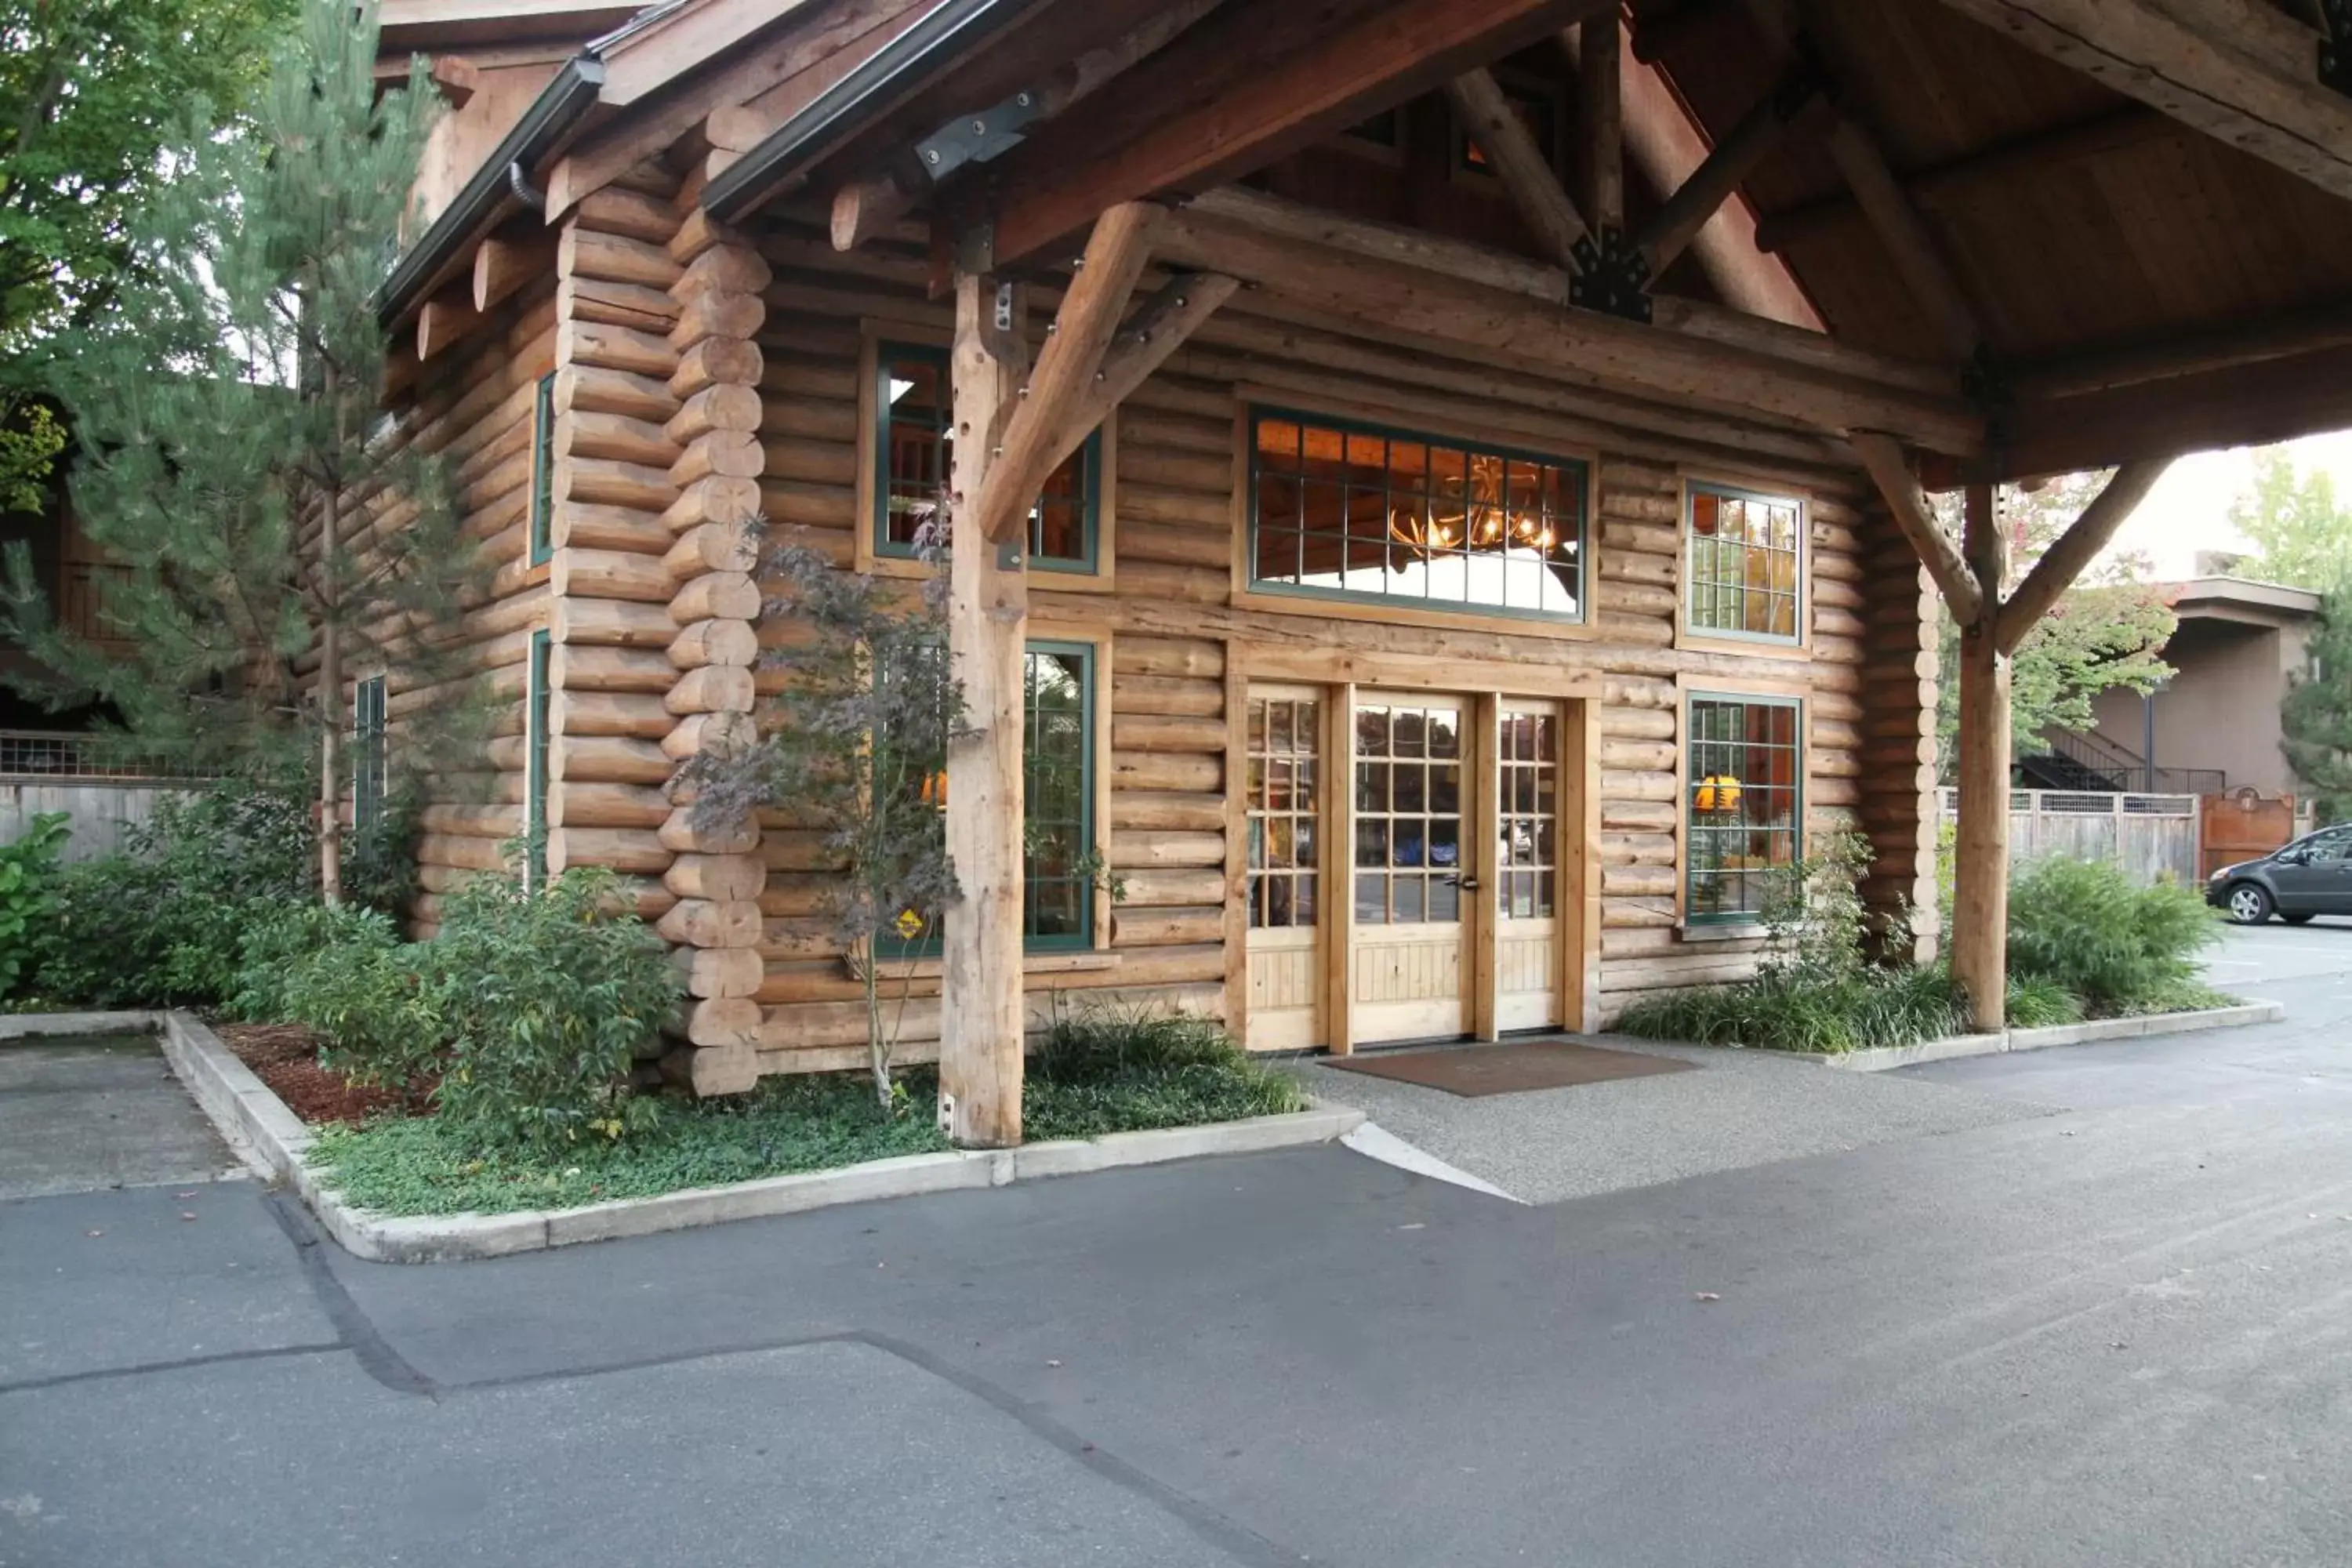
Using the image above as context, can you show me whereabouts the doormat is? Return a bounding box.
[1322,1040,1696,1098]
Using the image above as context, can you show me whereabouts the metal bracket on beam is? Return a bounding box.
[2322,0,2352,97]
[916,89,1044,183]
[1568,226,1653,323]
[956,222,996,277]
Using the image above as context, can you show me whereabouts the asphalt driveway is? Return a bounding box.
[5,935,2350,1566]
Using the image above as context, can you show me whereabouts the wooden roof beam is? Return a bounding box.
[1446,67,1592,268]
[1576,13,1624,231]
[1754,105,2173,254]
[1559,24,1821,328]
[1824,117,1987,363]
[1180,184,1956,401]
[1921,0,2352,205]
[1156,198,1985,454]
[971,202,1157,543]
[1851,431,1985,626]
[970,0,1619,271]
[1633,62,1821,278]
[1995,460,2171,655]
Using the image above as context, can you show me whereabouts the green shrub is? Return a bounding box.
[1025,1002,1306,1138]
[419,866,681,1152]
[2005,856,2219,1015]
[0,812,70,996]
[1617,964,1970,1054]
[283,937,440,1091]
[232,900,402,1022]
[2003,975,2085,1030]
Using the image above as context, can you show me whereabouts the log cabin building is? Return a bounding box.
[367,0,2352,1142]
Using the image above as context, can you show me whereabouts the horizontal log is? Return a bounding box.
[1109,789,1225,833]
[671,618,760,668]
[1116,636,1224,679]
[668,664,757,714]
[1118,867,1227,906]
[554,597,679,648]
[552,547,674,603]
[670,572,761,622]
[560,320,677,379]
[548,780,670,828]
[550,689,673,738]
[552,734,673,785]
[1112,673,1224,718]
[666,853,768,902]
[1112,750,1221,793]
[661,805,759,855]
[556,502,671,554]
[1110,713,1226,753]
[548,826,673,876]
[675,945,765,1000]
[1112,905,1225,946]
[561,455,675,513]
[561,226,682,290]
[659,898,765,949]
[671,337,764,400]
[1109,830,1226,868]
[558,363,681,425]
[552,643,678,695]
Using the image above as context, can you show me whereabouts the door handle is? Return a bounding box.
[1460,876,1481,891]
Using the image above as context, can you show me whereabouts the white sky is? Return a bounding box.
[2106,430,2352,579]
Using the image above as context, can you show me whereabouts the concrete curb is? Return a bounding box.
[0,1010,165,1041]
[140,1009,1363,1263]
[1788,998,2285,1073]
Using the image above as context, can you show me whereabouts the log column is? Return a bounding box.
[657,208,773,1096]
[1949,482,2009,1029]
[940,274,1029,1149]
[545,182,695,922]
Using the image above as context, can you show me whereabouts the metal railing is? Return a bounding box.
[0,730,176,782]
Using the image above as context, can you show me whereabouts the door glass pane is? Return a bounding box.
[1247,694,1323,930]
[1497,711,1559,923]
[1353,701,1465,927]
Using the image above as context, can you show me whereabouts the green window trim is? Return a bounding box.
[529,372,555,566]
[1247,405,1588,625]
[1683,479,1803,646]
[1684,691,1803,927]
[526,630,551,889]
[878,638,1099,959]
[872,342,1102,572]
[353,675,388,833]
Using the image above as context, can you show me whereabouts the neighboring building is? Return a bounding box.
[2085,575,2322,799]
[354,0,2352,1095]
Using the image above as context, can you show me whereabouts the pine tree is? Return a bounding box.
[1,0,478,903]
[2282,593,2352,822]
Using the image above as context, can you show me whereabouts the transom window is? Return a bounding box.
[1246,694,1322,930]
[1686,694,1802,925]
[1686,481,1802,643]
[1250,410,1585,621]
[1354,703,1465,926]
[874,343,1099,571]
[1497,710,1558,920]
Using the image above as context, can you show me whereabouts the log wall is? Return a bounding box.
[698,212,1939,1083]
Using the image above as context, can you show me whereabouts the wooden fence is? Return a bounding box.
[1939,788,2201,886]
[0,731,193,862]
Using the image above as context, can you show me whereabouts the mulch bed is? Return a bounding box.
[219,1022,435,1126]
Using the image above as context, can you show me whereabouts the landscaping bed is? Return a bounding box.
[298,1011,1308,1218]
[222,1022,426,1124]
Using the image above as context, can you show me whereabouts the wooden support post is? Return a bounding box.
[971,201,1157,544]
[1950,482,2008,1032]
[1444,67,1590,270]
[940,271,1029,1149]
[1850,432,1984,625]
[1576,13,1624,232]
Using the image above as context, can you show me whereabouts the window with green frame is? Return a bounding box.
[529,372,555,565]
[1248,408,1586,621]
[1685,693,1801,925]
[525,630,550,889]
[353,674,387,833]
[880,639,1098,955]
[1685,481,1801,643]
[873,342,1101,571]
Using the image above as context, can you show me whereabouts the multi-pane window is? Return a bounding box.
[874,343,1098,570]
[1246,695,1321,929]
[1250,411,1585,620]
[1022,643,1094,947]
[1354,702,1465,925]
[1497,710,1558,920]
[1686,482,1802,643]
[530,372,555,565]
[353,675,387,834]
[1686,694,1802,924]
[525,630,551,890]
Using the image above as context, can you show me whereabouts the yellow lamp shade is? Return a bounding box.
[1695,775,1743,813]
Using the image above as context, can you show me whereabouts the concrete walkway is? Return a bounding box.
[1297,1036,2052,1203]
[0,1031,240,1200]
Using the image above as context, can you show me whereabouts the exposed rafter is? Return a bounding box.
[1631,59,1821,278]
[1446,67,1592,269]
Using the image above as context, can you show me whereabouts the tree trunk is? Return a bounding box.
[318,376,345,908]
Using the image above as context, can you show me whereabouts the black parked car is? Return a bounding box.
[2205,825,2352,924]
